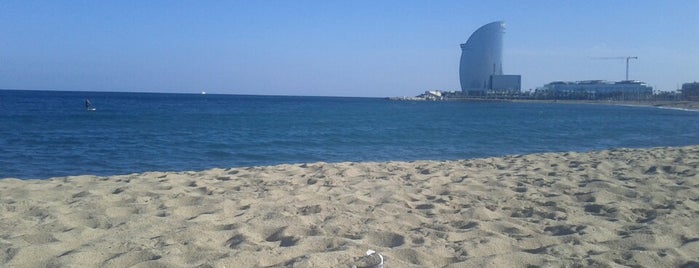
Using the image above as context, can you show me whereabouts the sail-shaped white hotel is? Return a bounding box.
[459,21,520,95]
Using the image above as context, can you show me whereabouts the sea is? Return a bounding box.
[2,89,698,180]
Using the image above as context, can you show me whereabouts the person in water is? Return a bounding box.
[85,99,95,110]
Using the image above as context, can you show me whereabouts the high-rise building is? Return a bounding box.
[459,21,506,94]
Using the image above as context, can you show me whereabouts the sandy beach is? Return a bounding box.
[1,146,698,267]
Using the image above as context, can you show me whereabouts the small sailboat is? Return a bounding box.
[85,99,96,111]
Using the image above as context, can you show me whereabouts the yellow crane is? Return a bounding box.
[591,56,638,81]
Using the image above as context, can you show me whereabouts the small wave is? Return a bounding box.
[655,106,699,112]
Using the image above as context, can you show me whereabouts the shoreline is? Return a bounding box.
[390,96,699,111]
[510,99,699,111]
[1,145,698,267]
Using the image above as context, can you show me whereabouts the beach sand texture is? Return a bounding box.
[1,146,698,267]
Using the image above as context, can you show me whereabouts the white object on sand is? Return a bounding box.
[351,249,384,268]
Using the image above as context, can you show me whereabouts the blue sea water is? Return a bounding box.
[1,89,698,179]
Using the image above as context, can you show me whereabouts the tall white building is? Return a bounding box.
[459,21,520,95]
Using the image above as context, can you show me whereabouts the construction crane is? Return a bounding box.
[591,56,638,81]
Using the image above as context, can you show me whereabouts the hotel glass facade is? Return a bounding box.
[459,21,505,94]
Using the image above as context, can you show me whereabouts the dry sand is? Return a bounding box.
[1,146,698,267]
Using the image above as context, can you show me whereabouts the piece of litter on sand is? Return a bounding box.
[350,249,384,268]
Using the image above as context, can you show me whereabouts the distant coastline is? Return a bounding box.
[512,99,699,111]
[388,95,699,111]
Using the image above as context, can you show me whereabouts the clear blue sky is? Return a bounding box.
[2,1,697,97]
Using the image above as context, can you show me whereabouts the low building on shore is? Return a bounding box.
[419,90,445,101]
[535,80,653,100]
[681,82,699,101]
[388,90,456,101]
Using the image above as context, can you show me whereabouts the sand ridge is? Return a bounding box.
[1,146,698,267]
